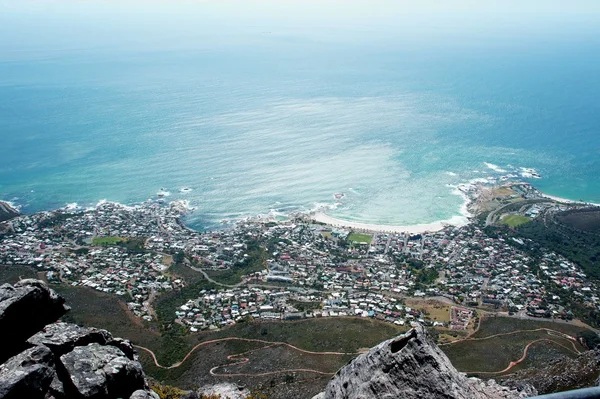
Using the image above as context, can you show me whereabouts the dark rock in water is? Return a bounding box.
[0,279,69,363]
[313,325,536,399]
[0,280,158,399]
[0,345,55,399]
[0,201,19,223]
[60,343,145,398]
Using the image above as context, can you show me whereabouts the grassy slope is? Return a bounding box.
[441,316,589,375]
[50,282,406,391]
[0,264,41,284]
[149,317,406,396]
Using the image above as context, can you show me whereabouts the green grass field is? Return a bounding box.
[348,233,372,244]
[501,215,532,227]
[92,236,126,245]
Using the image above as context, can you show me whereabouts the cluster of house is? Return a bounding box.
[0,201,190,320]
[450,307,474,330]
[174,285,450,332]
[421,224,599,319]
[1,194,598,332]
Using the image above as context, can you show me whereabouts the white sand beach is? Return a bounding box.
[311,211,469,234]
[540,193,600,207]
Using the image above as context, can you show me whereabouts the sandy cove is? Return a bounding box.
[310,211,469,234]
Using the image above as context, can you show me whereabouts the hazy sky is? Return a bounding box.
[1,0,599,55]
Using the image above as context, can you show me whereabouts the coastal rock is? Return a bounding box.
[313,325,536,399]
[0,279,69,362]
[0,345,55,399]
[60,343,145,398]
[0,201,19,223]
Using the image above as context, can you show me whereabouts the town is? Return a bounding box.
[1,183,598,334]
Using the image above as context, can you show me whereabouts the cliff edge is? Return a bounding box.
[313,325,537,399]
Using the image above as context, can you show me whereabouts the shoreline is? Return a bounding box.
[3,183,599,235]
[307,185,598,235]
[540,193,600,207]
[309,211,469,234]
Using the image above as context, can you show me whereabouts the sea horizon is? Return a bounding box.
[1,2,599,231]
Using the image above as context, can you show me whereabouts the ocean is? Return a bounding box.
[1,3,599,231]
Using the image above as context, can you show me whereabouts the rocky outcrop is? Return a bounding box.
[0,346,55,399]
[196,383,250,399]
[61,343,145,398]
[313,325,536,399]
[0,280,158,399]
[0,279,69,362]
[0,201,19,223]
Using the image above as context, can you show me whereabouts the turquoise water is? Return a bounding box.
[1,3,599,230]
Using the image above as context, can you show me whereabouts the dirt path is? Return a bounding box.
[465,338,579,375]
[440,327,579,348]
[134,337,359,375]
[209,342,338,377]
[186,264,246,288]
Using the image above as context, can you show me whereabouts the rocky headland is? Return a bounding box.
[0,202,19,224]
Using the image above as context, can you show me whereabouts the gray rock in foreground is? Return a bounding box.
[60,343,145,398]
[197,383,250,399]
[28,322,112,356]
[0,279,69,362]
[0,346,55,399]
[313,325,537,399]
[0,280,157,399]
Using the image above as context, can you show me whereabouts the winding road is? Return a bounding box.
[134,337,359,377]
[465,338,579,375]
[444,327,582,375]
[186,264,246,288]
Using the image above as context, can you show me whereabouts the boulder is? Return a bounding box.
[0,280,157,399]
[0,279,68,362]
[314,325,536,399]
[0,345,55,399]
[197,383,250,399]
[28,322,112,356]
[130,389,160,399]
[60,343,145,398]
